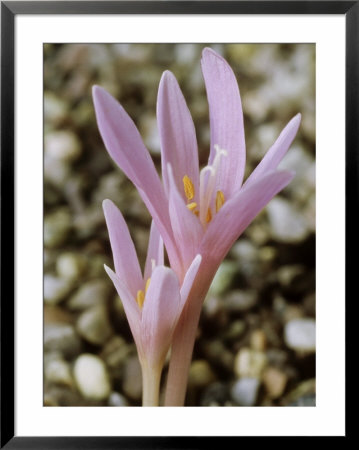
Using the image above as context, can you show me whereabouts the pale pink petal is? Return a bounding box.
[144,221,164,281]
[167,164,203,278]
[141,266,181,367]
[93,86,177,266]
[179,254,202,310]
[201,48,246,197]
[104,265,143,356]
[157,71,199,200]
[93,86,161,192]
[103,199,143,297]
[244,114,301,189]
[200,171,295,265]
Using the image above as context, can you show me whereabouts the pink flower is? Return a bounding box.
[94,47,301,404]
[93,48,300,283]
[102,199,201,370]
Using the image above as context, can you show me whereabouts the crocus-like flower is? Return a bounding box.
[93,47,301,405]
[103,199,201,405]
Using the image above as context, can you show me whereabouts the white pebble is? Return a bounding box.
[74,354,111,400]
[284,318,316,352]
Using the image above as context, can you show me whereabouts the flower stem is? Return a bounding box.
[141,363,162,406]
[164,296,203,406]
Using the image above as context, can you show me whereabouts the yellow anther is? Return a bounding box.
[186,202,197,212]
[216,190,225,212]
[194,210,199,217]
[206,208,212,223]
[136,290,145,308]
[145,278,151,294]
[183,175,195,201]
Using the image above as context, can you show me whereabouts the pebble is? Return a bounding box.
[200,382,229,406]
[56,252,86,280]
[122,356,142,401]
[76,304,113,346]
[44,92,68,124]
[234,348,268,378]
[45,130,82,162]
[209,261,237,296]
[73,354,111,400]
[262,366,288,399]
[224,289,257,312]
[266,197,308,243]
[223,320,246,342]
[188,360,216,389]
[100,336,133,371]
[284,318,316,352]
[108,391,129,407]
[44,274,72,305]
[44,323,81,358]
[250,329,267,352]
[67,279,112,311]
[45,358,73,387]
[44,208,72,248]
[231,378,260,406]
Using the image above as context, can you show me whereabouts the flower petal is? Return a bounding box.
[244,114,301,189]
[179,254,202,310]
[201,47,246,197]
[157,71,199,200]
[200,171,295,264]
[141,266,181,367]
[167,164,203,278]
[103,199,143,297]
[104,265,143,355]
[93,85,180,273]
[144,220,164,281]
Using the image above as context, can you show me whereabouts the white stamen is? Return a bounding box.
[199,145,227,226]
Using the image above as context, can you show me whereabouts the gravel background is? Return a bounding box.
[44,43,315,407]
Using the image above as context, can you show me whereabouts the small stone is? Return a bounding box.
[231,378,260,406]
[45,130,82,162]
[277,265,305,287]
[223,320,246,342]
[224,289,257,312]
[44,323,81,358]
[100,336,133,371]
[284,318,316,352]
[67,279,112,311]
[45,358,73,387]
[56,252,86,280]
[200,382,229,406]
[262,366,288,399]
[44,275,72,305]
[108,391,129,407]
[76,305,113,346]
[188,360,216,389]
[74,354,111,401]
[122,356,142,401]
[44,92,68,124]
[44,208,72,249]
[209,261,237,296]
[234,347,268,378]
[202,340,234,372]
[250,329,267,352]
[266,197,308,243]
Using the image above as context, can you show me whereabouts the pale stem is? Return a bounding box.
[141,362,162,406]
[164,296,204,406]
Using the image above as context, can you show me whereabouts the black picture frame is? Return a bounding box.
[1,1,356,447]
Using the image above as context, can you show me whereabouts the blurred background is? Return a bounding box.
[44,43,315,407]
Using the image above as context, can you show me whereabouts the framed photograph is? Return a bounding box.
[1,1,355,447]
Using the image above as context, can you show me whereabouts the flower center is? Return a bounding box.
[182,145,227,227]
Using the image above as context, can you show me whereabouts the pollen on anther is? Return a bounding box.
[186,202,197,212]
[206,208,212,223]
[183,175,195,201]
[216,190,225,212]
[136,290,145,308]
